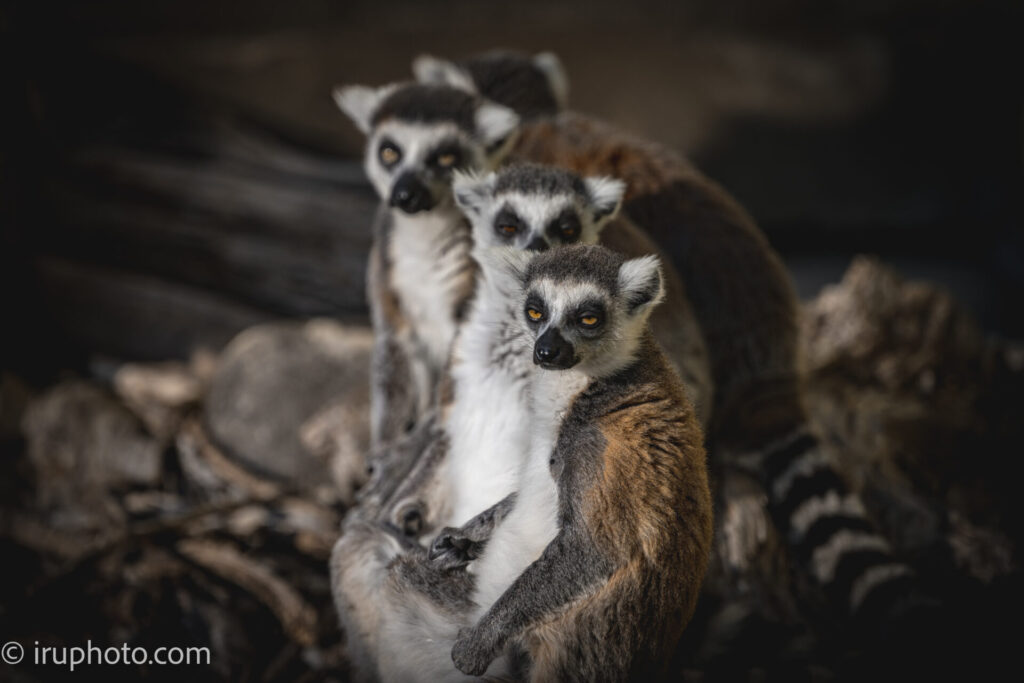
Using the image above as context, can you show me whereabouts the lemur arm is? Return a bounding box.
[367,209,421,450]
[427,493,518,570]
[450,523,613,676]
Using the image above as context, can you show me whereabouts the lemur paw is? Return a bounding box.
[428,527,478,570]
[451,626,497,676]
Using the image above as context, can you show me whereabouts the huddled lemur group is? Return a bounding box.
[329,51,917,681]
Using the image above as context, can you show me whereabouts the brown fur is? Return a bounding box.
[513,113,695,201]
[523,339,712,682]
[514,112,804,451]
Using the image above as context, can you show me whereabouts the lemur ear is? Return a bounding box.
[618,255,665,315]
[584,176,626,223]
[475,101,520,149]
[533,52,570,109]
[412,54,477,93]
[475,246,533,287]
[332,84,397,134]
[452,170,498,218]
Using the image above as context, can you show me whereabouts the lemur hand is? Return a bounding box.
[451,625,501,676]
[428,527,480,570]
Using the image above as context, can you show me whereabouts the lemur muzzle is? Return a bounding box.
[390,172,434,214]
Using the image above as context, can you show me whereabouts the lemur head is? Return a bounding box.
[480,245,664,377]
[333,82,520,214]
[453,163,625,252]
[413,50,569,120]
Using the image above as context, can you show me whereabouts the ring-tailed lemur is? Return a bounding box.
[414,51,921,630]
[330,167,628,680]
[332,244,713,682]
[332,82,710,505]
[333,82,520,453]
[378,163,709,538]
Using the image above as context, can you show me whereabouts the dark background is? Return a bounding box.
[1,0,1021,368]
[0,3,1022,681]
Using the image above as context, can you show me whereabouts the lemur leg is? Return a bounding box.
[368,332,421,453]
[378,425,452,538]
[330,518,411,683]
[358,412,442,521]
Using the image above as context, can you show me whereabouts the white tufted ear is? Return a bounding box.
[533,51,570,109]
[411,54,477,93]
[474,100,520,148]
[452,170,498,218]
[618,255,664,316]
[332,83,398,134]
[584,176,626,223]
[475,246,533,288]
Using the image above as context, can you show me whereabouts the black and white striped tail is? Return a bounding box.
[761,429,917,624]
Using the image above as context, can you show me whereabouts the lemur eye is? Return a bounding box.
[527,308,544,321]
[499,224,517,236]
[560,224,578,239]
[579,314,601,327]
[437,152,458,168]
[379,143,401,167]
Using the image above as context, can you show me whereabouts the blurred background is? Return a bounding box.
[0,1,1021,681]
[2,0,1021,370]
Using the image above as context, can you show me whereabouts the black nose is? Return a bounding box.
[525,236,549,252]
[534,328,576,369]
[389,173,434,214]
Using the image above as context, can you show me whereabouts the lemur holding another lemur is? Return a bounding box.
[335,80,711,514]
[413,50,924,630]
[331,165,631,678]
[333,244,713,682]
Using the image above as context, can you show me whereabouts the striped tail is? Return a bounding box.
[760,428,919,625]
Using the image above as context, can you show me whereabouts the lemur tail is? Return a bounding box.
[760,427,922,625]
[627,175,933,637]
[457,52,933,637]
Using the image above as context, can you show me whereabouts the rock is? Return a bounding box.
[204,319,372,492]
[113,358,206,440]
[801,256,1023,568]
[20,380,163,537]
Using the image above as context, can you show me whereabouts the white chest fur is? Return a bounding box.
[469,368,590,616]
[442,273,532,528]
[387,208,472,369]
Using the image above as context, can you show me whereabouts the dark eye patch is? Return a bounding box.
[524,293,547,324]
[378,137,402,168]
[546,208,582,243]
[574,300,606,333]
[426,140,465,171]
[494,206,524,238]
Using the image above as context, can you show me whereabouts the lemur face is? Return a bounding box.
[453,164,625,252]
[480,245,664,375]
[333,83,519,215]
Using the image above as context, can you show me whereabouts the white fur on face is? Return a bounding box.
[363,120,481,205]
[364,119,516,207]
[523,273,658,379]
[467,191,607,252]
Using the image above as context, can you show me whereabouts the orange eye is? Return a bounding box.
[499,224,517,235]
[580,315,599,327]
[379,145,400,165]
[437,152,457,167]
[527,308,543,321]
